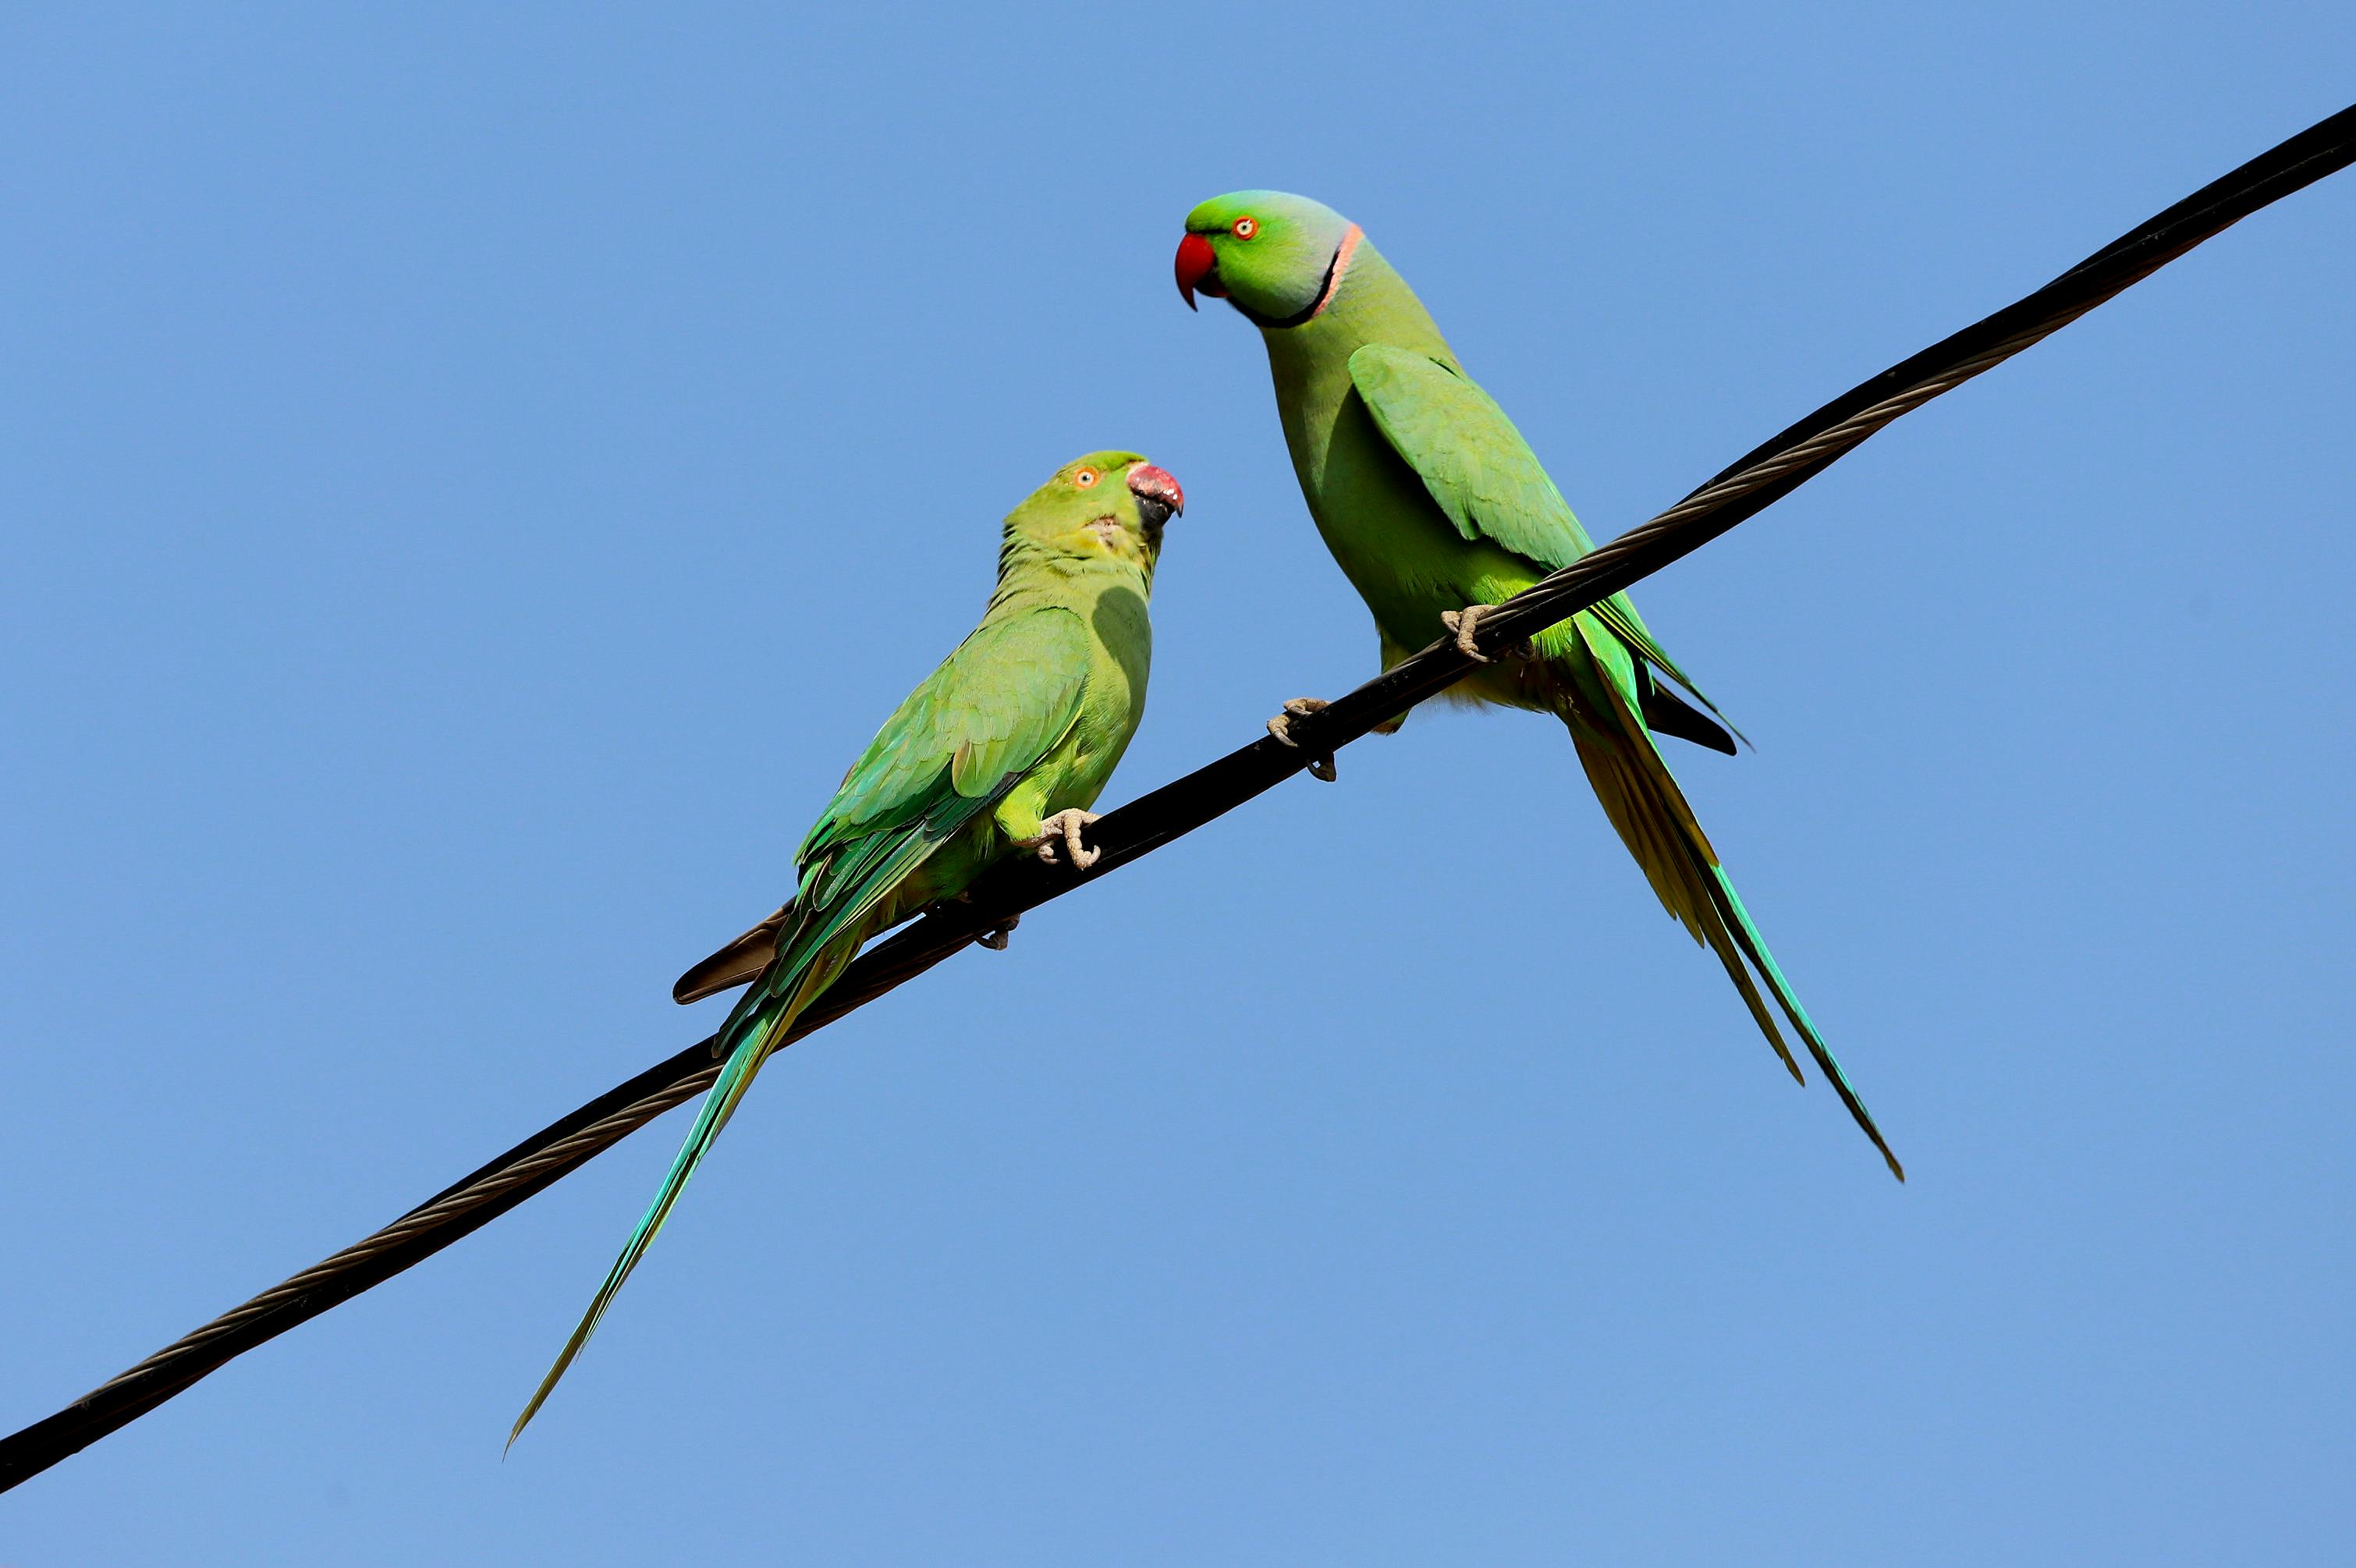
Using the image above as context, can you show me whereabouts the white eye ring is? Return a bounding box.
[1232,215,1258,239]
[1073,468,1099,488]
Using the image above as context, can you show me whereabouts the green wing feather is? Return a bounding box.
[511,608,1094,1443]
[1347,343,1741,739]
[800,608,1095,856]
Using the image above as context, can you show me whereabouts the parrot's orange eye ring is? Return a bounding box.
[1231,215,1258,239]
[1073,468,1100,489]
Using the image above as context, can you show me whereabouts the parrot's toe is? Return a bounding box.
[1020,808,1103,871]
[1441,605,1534,663]
[1266,697,1337,782]
[1439,607,1490,662]
[976,912,1020,951]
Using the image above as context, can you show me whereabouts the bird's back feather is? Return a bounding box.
[1347,342,1743,739]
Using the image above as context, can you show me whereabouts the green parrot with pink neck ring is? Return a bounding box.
[1174,190,1901,1180]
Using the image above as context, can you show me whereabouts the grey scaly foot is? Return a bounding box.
[1018,807,1103,870]
[1266,697,1337,782]
[1439,606,1489,662]
[1440,605,1534,663]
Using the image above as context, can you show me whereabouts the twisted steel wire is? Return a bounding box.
[87,1066,726,1400]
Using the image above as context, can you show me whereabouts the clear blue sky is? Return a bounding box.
[5,5,2351,1563]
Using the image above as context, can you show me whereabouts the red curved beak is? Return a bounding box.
[1174,232,1220,310]
[1125,462,1183,520]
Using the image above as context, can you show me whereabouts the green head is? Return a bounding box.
[1173,190,1361,328]
[1002,451,1183,576]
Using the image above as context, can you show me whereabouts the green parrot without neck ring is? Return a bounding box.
[510,452,1184,1443]
[1173,191,1901,1180]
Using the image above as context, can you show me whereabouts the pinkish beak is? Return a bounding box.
[1125,462,1183,522]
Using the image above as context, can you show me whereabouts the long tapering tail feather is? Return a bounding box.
[507,933,860,1446]
[1695,858,1901,1180]
[1563,640,1904,1181]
